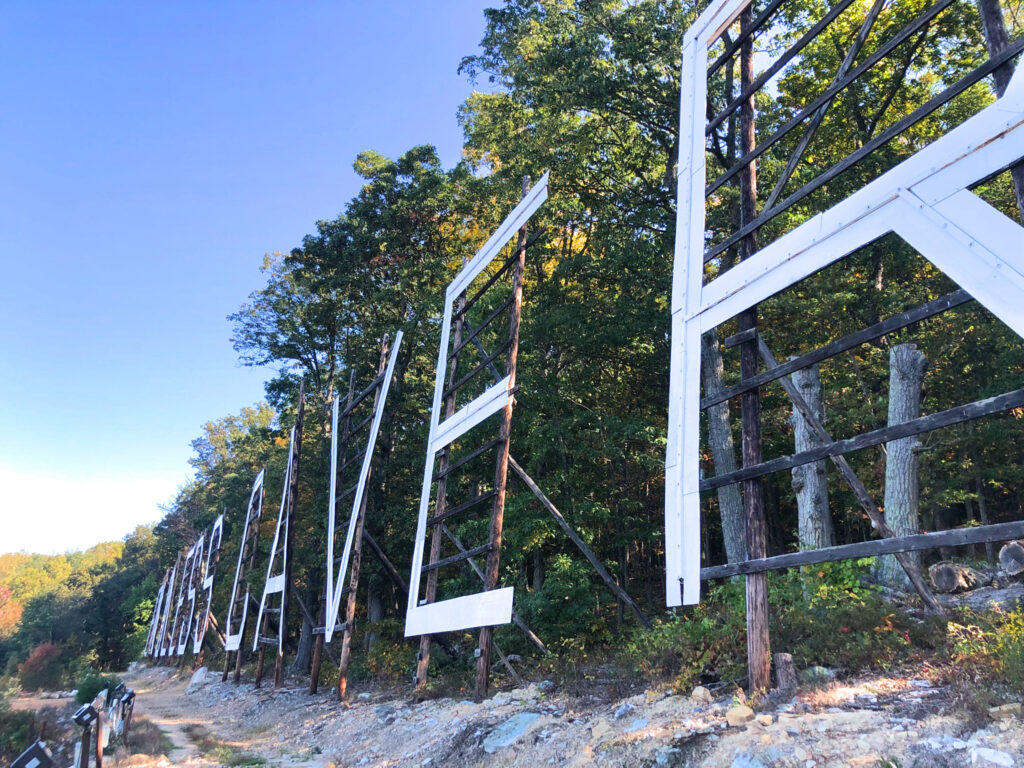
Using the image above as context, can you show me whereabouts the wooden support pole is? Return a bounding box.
[757,338,945,614]
[275,381,305,688]
[95,710,103,768]
[739,9,771,694]
[475,177,529,701]
[77,726,90,768]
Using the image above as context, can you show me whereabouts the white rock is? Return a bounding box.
[186,666,209,692]
[972,747,1015,767]
[483,712,541,754]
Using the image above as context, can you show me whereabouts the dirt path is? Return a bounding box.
[117,664,1024,768]
[127,667,203,764]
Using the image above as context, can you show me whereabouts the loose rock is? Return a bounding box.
[726,705,755,728]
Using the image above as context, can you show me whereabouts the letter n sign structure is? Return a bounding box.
[405,173,548,637]
[666,0,1024,607]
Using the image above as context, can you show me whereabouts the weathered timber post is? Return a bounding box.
[338,337,390,700]
[738,8,771,693]
[275,381,305,688]
[876,344,927,588]
[475,176,530,701]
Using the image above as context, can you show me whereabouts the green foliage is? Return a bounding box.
[18,642,62,691]
[622,582,747,692]
[0,709,33,763]
[75,671,122,705]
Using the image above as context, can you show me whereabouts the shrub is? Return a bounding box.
[0,710,34,763]
[75,672,122,705]
[18,643,62,691]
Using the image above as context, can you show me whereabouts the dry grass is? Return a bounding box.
[183,723,265,766]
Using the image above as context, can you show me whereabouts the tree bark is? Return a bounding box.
[789,363,833,549]
[999,540,1024,576]
[364,579,384,653]
[289,590,314,675]
[928,561,990,592]
[701,329,746,563]
[876,344,927,587]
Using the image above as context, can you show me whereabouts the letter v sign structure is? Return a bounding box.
[667,0,1024,607]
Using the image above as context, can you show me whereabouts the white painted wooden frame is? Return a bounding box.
[324,331,404,643]
[253,427,295,654]
[192,514,224,654]
[404,172,549,637]
[144,571,168,657]
[176,535,204,656]
[224,470,265,652]
[155,558,178,658]
[165,548,195,657]
[666,0,1024,607]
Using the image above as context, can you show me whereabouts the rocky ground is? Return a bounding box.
[88,663,1024,768]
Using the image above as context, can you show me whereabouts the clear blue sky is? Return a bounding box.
[0,1,495,554]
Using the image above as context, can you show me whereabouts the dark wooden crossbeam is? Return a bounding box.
[699,521,1024,580]
[701,387,1024,491]
[420,544,493,574]
[706,0,956,196]
[706,37,1024,261]
[702,290,971,410]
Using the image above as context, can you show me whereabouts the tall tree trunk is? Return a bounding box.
[876,343,928,587]
[289,589,314,674]
[701,329,746,563]
[532,548,544,590]
[364,579,384,653]
[976,475,995,562]
[789,363,833,549]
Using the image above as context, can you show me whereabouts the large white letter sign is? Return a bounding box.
[156,553,181,658]
[224,471,265,652]
[667,0,1024,607]
[175,535,204,656]
[193,514,224,654]
[405,173,549,638]
[324,332,403,643]
[144,570,169,658]
[253,427,295,654]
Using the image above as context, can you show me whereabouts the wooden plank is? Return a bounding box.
[420,544,493,574]
[700,521,1024,579]
[702,388,1024,491]
[702,290,971,410]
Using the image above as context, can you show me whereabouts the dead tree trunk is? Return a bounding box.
[928,561,991,592]
[289,589,314,675]
[876,343,927,587]
[999,540,1024,576]
[789,363,833,549]
[701,329,746,564]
